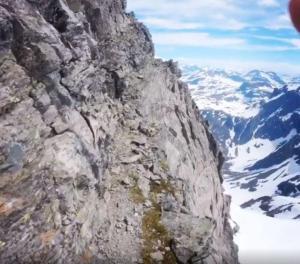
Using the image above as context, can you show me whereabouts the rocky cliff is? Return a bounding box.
[0,0,238,263]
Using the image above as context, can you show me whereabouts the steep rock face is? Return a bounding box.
[0,0,238,263]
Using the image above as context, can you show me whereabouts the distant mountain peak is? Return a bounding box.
[181,66,295,118]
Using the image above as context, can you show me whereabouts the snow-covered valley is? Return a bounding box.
[182,65,300,263]
[230,204,300,264]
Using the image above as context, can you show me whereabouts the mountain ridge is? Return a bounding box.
[0,1,238,263]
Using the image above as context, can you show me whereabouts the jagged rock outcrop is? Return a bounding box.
[0,0,238,263]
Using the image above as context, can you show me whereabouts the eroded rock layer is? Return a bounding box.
[0,0,238,263]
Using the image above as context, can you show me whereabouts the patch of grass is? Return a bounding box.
[159,160,169,173]
[40,229,57,246]
[130,184,146,204]
[150,180,176,199]
[142,208,176,264]
[128,171,139,183]
[0,240,6,248]
[129,171,146,204]
[142,179,177,263]
[21,212,31,223]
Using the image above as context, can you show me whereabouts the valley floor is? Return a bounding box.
[230,203,300,264]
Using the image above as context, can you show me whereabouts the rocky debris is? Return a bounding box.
[150,251,164,262]
[0,0,238,263]
[0,143,24,173]
[120,154,143,164]
[162,212,215,263]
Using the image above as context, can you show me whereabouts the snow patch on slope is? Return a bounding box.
[231,204,300,264]
[228,129,298,172]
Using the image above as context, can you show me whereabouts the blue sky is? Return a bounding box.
[127,0,300,75]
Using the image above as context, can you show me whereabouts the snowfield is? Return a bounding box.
[231,204,300,264]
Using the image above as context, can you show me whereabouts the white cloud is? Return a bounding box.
[128,0,238,19]
[246,45,298,51]
[258,0,280,7]
[221,19,248,30]
[152,32,298,52]
[141,18,203,30]
[128,0,246,30]
[127,0,299,75]
[253,35,300,49]
[152,32,246,48]
[289,39,300,48]
[264,13,292,30]
[128,0,292,31]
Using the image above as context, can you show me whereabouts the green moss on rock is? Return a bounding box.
[142,207,176,263]
[159,160,169,173]
[130,184,146,204]
[150,180,176,199]
[142,179,177,263]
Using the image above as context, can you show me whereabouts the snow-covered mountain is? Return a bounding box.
[289,77,300,90]
[226,89,300,219]
[181,66,288,118]
[182,65,300,219]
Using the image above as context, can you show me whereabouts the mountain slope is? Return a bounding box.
[0,1,237,263]
[226,89,300,219]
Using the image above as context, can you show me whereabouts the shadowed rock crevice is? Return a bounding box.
[174,105,190,146]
